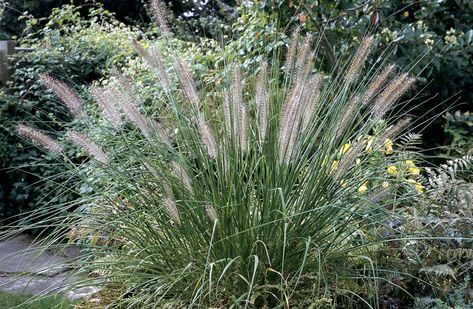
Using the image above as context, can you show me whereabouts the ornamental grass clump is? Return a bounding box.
[11,5,430,308]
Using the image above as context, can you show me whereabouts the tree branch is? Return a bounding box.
[304,6,337,70]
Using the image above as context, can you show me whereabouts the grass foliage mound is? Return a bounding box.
[10,1,471,308]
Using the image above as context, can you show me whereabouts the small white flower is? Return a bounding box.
[416,20,424,30]
[424,38,435,47]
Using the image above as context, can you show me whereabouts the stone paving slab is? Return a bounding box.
[0,235,99,299]
[0,235,68,276]
[0,273,101,300]
[0,274,71,295]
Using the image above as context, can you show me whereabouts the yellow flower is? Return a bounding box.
[406,179,423,193]
[384,139,393,155]
[387,165,398,174]
[404,160,420,175]
[358,182,368,193]
[408,167,421,176]
[339,143,351,155]
[382,181,390,188]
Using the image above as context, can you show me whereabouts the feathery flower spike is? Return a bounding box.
[144,162,160,180]
[295,34,314,84]
[373,117,412,151]
[286,73,319,149]
[67,131,108,164]
[174,58,216,157]
[223,94,231,134]
[198,118,217,159]
[284,26,301,76]
[17,124,62,153]
[159,180,180,225]
[145,162,189,226]
[153,120,172,146]
[279,84,304,163]
[163,197,181,226]
[256,62,269,140]
[172,162,193,193]
[302,75,323,131]
[150,0,171,36]
[361,65,395,107]
[174,58,201,111]
[372,74,415,119]
[131,39,170,91]
[40,75,83,117]
[383,117,412,140]
[346,36,374,82]
[205,204,218,222]
[231,64,247,151]
[90,85,123,128]
[335,95,361,142]
[112,75,154,139]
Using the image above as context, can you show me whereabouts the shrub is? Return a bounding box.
[443,111,473,156]
[415,276,473,309]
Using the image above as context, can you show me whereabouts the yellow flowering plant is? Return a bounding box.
[331,124,425,195]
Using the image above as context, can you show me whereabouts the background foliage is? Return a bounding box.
[0,4,139,221]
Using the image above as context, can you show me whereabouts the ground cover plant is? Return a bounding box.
[5,0,473,308]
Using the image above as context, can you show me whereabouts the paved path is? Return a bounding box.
[0,235,99,299]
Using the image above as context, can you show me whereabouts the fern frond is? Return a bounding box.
[419,264,456,278]
[398,133,422,150]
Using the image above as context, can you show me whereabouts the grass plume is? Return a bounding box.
[16,124,62,153]
[283,26,300,76]
[66,131,108,164]
[346,36,374,82]
[361,64,396,107]
[256,62,269,140]
[131,39,170,91]
[90,85,123,128]
[112,75,154,139]
[150,0,171,36]
[230,64,247,151]
[174,57,201,111]
[372,73,416,119]
[39,75,83,117]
